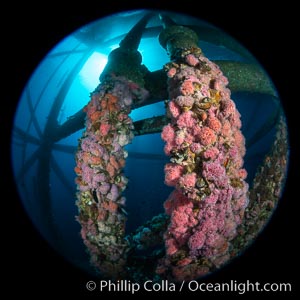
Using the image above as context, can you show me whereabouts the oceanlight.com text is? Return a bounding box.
[86,279,292,294]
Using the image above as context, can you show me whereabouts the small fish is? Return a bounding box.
[120,207,128,215]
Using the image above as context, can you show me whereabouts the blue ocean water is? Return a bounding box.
[10,10,283,275]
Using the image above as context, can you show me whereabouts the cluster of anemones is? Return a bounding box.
[158,51,249,281]
[75,76,148,279]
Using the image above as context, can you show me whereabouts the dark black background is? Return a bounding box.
[2,1,298,297]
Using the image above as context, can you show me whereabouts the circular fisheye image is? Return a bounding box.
[11,9,289,282]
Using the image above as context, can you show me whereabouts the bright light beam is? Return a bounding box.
[79,52,108,91]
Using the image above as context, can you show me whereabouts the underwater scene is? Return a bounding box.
[11,10,289,282]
